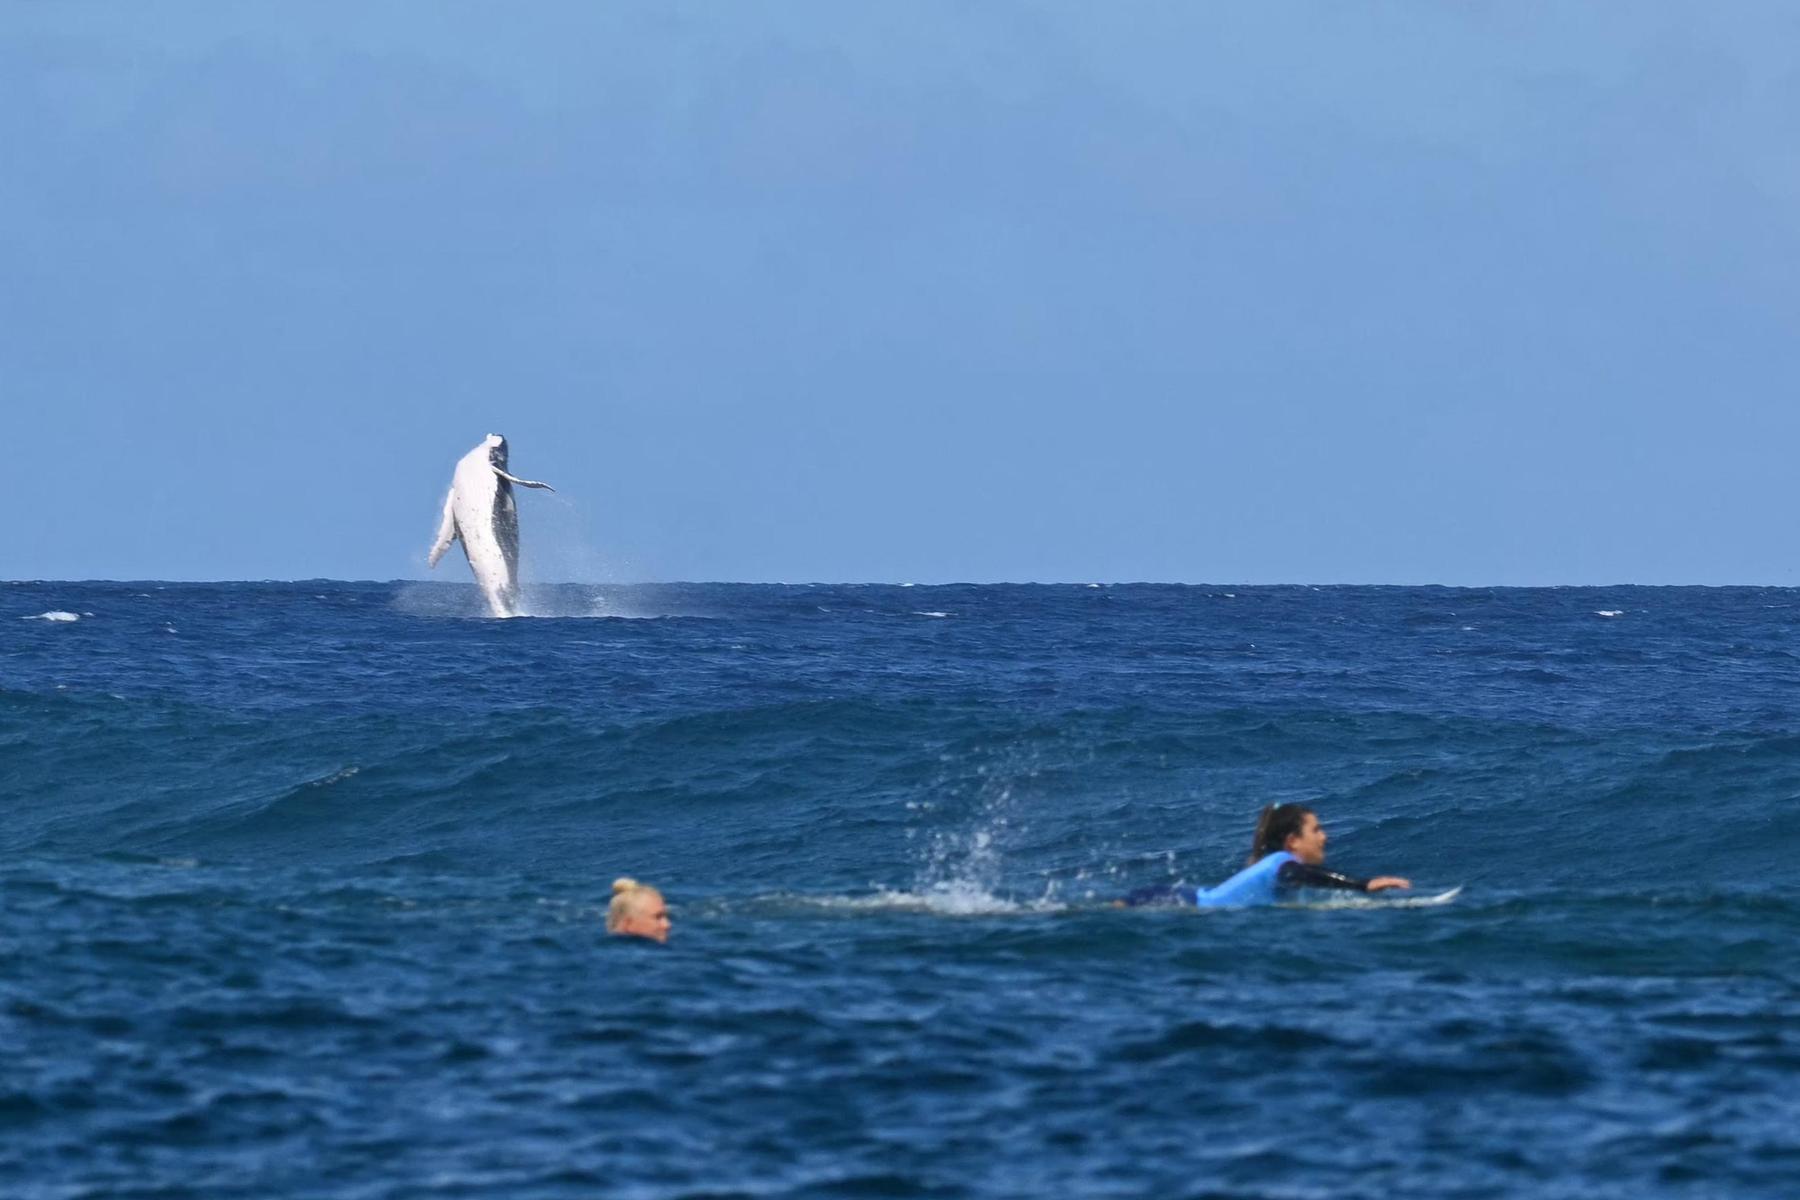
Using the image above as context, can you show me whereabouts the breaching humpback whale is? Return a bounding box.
[428,434,555,618]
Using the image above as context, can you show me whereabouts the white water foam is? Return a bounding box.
[731,883,1461,920]
[23,611,80,622]
[393,580,697,621]
[767,885,1064,917]
[1595,610,1624,618]
[520,585,679,620]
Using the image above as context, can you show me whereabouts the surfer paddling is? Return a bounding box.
[1122,803,1411,908]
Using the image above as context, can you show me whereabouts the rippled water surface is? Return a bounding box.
[4,582,1797,1198]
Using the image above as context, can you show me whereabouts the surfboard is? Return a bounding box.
[1286,885,1463,909]
[1386,885,1462,907]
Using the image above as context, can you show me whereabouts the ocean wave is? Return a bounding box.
[6,580,1800,897]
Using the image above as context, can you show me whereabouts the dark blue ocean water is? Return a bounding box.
[3,582,1797,1199]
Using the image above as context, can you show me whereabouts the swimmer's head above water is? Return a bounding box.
[1248,803,1410,893]
[607,878,671,943]
[1249,803,1327,865]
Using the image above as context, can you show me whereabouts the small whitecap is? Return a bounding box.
[913,611,952,618]
[1595,610,1624,618]
[767,884,1062,917]
[23,611,80,622]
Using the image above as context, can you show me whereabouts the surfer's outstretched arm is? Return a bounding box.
[1277,861,1410,892]
[1275,860,1366,891]
[427,489,458,567]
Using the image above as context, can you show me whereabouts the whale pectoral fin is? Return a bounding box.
[427,528,457,567]
[427,490,459,567]
[492,466,555,493]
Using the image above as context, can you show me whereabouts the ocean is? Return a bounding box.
[3,581,1796,1198]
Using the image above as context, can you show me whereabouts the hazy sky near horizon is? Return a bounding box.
[6,3,1798,584]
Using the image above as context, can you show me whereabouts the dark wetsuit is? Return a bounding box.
[1271,860,1372,893]
[1123,851,1373,908]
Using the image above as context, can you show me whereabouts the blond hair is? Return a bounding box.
[606,877,659,932]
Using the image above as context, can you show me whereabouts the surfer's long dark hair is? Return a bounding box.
[1248,803,1315,864]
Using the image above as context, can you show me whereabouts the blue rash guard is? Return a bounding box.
[1195,850,1297,907]
[1122,851,1374,908]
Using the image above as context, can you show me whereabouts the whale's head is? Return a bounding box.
[483,433,508,467]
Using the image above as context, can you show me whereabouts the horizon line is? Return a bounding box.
[7,577,1799,590]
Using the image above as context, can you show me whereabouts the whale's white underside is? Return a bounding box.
[428,435,553,618]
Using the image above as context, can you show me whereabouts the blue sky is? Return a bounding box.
[5,3,1798,584]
